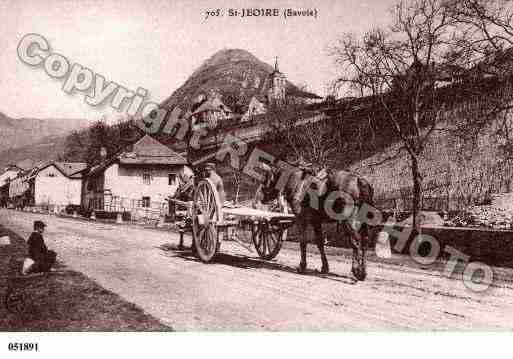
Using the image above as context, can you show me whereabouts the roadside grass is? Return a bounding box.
[0,225,172,331]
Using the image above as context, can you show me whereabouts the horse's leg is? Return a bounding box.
[313,219,329,274]
[297,220,308,274]
[359,227,367,280]
[345,221,367,281]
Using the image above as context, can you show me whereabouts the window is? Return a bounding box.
[168,173,176,185]
[142,197,150,208]
[142,172,151,185]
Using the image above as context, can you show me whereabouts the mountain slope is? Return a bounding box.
[160,48,309,111]
[0,112,90,153]
[0,135,68,170]
[0,49,316,169]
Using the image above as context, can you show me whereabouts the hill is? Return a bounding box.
[0,111,89,154]
[160,48,315,112]
[1,49,319,168]
[0,135,68,169]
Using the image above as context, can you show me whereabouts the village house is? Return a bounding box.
[82,135,187,217]
[241,94,268,122]
[6,161,86,210]
[0,164,23,207]
[241,58,323,122]
[8,162,42,209]
[190,92,234,130]
[32,162,86,208]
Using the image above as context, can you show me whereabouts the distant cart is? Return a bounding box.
[170,178,295,262]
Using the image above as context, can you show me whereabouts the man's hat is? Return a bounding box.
[34,220,46,229]
[205,162,216,170]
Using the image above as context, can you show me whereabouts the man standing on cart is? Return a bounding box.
[204,162,226,205]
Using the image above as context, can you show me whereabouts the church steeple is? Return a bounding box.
[268,55,286,104]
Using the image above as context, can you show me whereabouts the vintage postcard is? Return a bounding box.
[1,0,512,356]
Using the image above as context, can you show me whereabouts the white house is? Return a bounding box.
[241,95,267,122]
[0,165,23,207]
[191,95,234,130]
[33,162,86,207]
[9,168,33,208]
[8,161,45,208]
[0,165,23,187]
[82,135,187,214]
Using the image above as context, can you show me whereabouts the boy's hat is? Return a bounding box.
[34,220,46,228]
[205,162,216,170]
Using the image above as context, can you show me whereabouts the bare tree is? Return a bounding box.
[449,0,513,59]
[264,100,347,170]
[329,0,472,229]
[449,0,513,152]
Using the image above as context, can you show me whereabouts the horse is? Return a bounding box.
[255,163,375,281]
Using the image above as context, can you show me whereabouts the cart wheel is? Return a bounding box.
[252,194,288,260]
[192,179,223,262]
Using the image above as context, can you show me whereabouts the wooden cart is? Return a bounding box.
[173,178,295,263]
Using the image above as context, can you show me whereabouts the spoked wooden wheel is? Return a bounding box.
[192,179,223,262]
[252,194,288,260]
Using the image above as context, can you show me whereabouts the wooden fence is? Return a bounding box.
[87,193,169,222]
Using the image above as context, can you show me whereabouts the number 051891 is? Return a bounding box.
[8,342,39,351]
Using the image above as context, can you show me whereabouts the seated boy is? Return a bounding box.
[26,220,57,273]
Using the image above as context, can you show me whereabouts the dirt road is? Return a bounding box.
[1,208,512,330]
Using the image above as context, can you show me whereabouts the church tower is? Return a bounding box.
[267,57,287,104]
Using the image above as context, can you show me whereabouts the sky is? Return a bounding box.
[0,0,396,122]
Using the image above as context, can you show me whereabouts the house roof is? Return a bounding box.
[86,157,119,178]
[86,135,187,177]
[241,95,268,114]
[33,162,87,179]
[119,156,187,165]
[126,135,188,163]
[54,162,87,178]
[0,167,22,186]
[3,164,23,172]
[192,97,233,115]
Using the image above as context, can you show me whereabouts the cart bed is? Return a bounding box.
[222,206,295,220]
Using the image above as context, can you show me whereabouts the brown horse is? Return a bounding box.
[255,164,374,281]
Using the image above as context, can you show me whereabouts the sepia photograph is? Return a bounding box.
[1,0,513,356]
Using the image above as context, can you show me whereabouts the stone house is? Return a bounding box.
[82,135,187,217]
